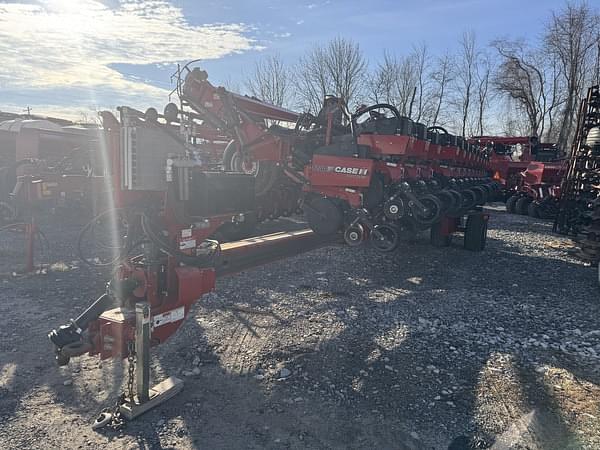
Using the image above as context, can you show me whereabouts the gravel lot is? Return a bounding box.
[0,205,599,449]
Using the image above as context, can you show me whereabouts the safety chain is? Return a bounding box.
[126,340,136,403]
[92,340,136,431]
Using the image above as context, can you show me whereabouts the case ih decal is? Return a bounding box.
[308,155,374,187]
[335,166,369,176]
[312,164,369,176]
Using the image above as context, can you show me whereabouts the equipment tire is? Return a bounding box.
[344,223,365,246]
[223,140,279,197]
[515,196,531,215]
[222,140,239,171]
[364,174,384,210]
[435,190,456,214]
[446,190,463,215]
[305,197,343,235]
[472,186,487,205]
[384,197,405,220]
[527,201,540,218]
[411,194,442,227]
[460,189,478,211]
[505,195,518,214]
[536,199,558,220]
[370,224,399,252]
[464,213,488,252]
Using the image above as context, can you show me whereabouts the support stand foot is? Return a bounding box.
[119,376,184,420]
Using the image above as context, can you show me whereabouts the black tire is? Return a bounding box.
[344,223,365,246]
[222,140,238,171]
[383,198,405,220]
[464,213,488,251]
[446,190,463,215]
[411,194,442,227]
[364,174,384,210]
[527,201,540,218]
[430,221,452,247]
[536,198,558,220]
[471,186,487,206]
[435,190,456,214]
[505,195,518,214]
[305,197,343,235]
[223,140,279,197]
[460,189,478,211]
[480,184,494,195]
[515,196,531,215]
[370,224,399,252]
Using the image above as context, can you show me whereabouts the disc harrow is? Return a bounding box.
[554,85,600,263]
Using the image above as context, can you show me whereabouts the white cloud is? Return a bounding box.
[0,0,257,111]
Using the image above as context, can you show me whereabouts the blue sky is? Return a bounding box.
[0,0,569,119]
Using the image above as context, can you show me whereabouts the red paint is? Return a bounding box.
[307,155,373,188]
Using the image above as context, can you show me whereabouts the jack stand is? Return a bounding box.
[119,302,184,420]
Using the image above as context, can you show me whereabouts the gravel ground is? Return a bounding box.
[0,205,599,449]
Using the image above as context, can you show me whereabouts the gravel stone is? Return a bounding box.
[1,207,599,449]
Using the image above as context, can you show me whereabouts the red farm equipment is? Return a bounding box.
[469,135,566,218]
[46,63,502,424]
[504,162,565,218]
[177,67,500,250]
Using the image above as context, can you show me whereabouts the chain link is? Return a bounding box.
[92,340,135,431]
[126,340,136,403]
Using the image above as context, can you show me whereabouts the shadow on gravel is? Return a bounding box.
[83,226,598,449]
[2,209,599,449]
[164,228,596,449]
[90,318,415,449]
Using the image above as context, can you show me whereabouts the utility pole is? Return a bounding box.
[24,106,32,117]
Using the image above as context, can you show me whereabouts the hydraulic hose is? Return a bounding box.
[76,207,135,267]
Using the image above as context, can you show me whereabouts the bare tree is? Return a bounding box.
[545,2,600,149]
[295,37,367,113]
[412,43,429,122]
[367,45,430,121]
[492,39,549,136]
[475,52,493,136]
[295,45,330,113]
[452,31,477,137]
[546,55,565,140]
[394,54,418,116]
[367,50,399,105]
[429,52,453,127]
[245,54,291,108]
[500,98,532,136]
